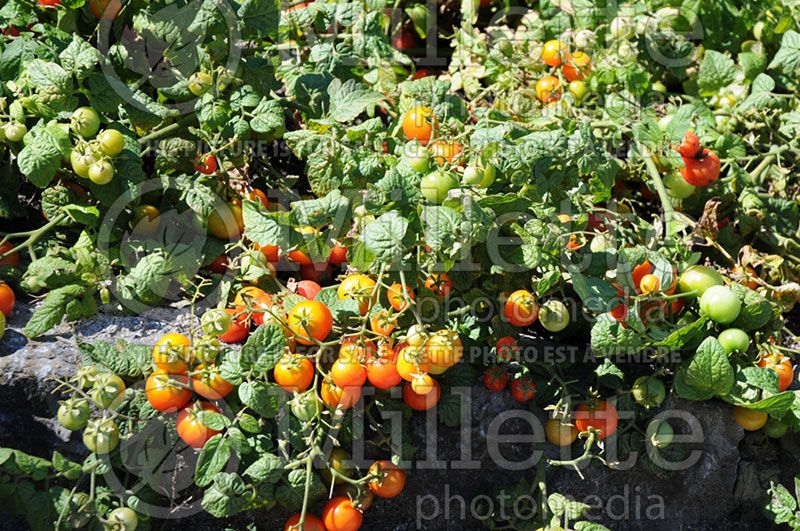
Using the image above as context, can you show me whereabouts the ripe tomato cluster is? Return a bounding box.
[675,131,721,187]
[536,40,593,104]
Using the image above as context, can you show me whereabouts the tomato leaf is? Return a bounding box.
[238,382,282,419]
[362,211,411,263]
[686,337,734,396]
[242,323,287,373]
[243,453,283,483]
[195,434,232,488]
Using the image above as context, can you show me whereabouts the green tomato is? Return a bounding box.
[678,265,724,298]
[192,335,221,364]
[82,418,120,454]
[4,122,27,142]
[589,233,615,253]
[463,165,483,186]
[631,376,666,408]
[70,147,96,179]
[646,419,674,449]
[404,142,429,173]
[652,81,667,93]
[201,308,232,337]
[539,300,570,333]
[664,172,696,199]
[188,72,213,97]
[76,365,99,389]
[764,417,788,439]
[106,507,138,531]
[420,170,458,204]
[290,392,323,421]
[568,80,588,103]
[98,129,125,157]
[57,397,91,431]
[131,205,160,236]
[479,164,497,187]
[718,328,750,354]
[609,16,632,39]
[699,285,742,324]
[66,492,94,528]
[91,373,126,409]
[71,107,101,139]
[88,160,115,185]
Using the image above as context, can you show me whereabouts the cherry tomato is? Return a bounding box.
[218,308,250,343]
[664,171,696,199]
[331,356,367,389]
[562,51,592,81]
[146,370,192,412]
[188,72,213,97]
[195,153,218,174]
[429,140,463,166]
[678,265,724,298]
[699,285,741,324]
[70,147,95,179]
[284,513,325,531]
[255,243,280,262]
[631,260,653,293]
[367,354,402,390]
[287,300,333,345]
[535,76,561,103]
[393,30,415,50]
[370,309,395,336]
[404,142,430,173]
[424,273,452,296]
[295,280,322,300]
[204,254,228,274]
[88,0,122,19]
[233,286,267,308]
[538,300,570,333]
[208,203,244,240]
[733,264,758,289]
[402,106,437,145]
[504,290,539,327]
[758,354,793,391]
[176,402,222,448]
[545,418,578,446]
[676,131,701,158]
[639,274,661,295]
[200,308,233,337]
[0,242,20,268]
[574,400,618,439]
[681,149,720,186]
[328,243,348,265]
[320,375,361,410]
[38,0,62,6]
[733,406,767,431]
[322,496,363,531]
[764,417,789,439]
[57,398,91,431]
[274,354,315,392]
[131,205,160,237]
[495,336,519,362]
[91,373,126,409]
[191,364,234,399]
[70,107,100,139]
[483,365,509,392]
[424,329,463,368]
[287,249,313,266]
[3,122,26,142]
[420,170,458,204]
[0,282,15,317]
[510,375,536,402]
[82,418,119,454]
[152,333,191,373]
[568,80,588,103]
[387,283,414,312]
[411,373,436,395]
[368,460,406,498]
[541,40,567,67]
[403,379,440,410]
[107,508,138,531]
[290,391,322,421]
[337,274,376,315]
[98,129,124,157]
[718,328,750,354]
[396,345,430,382]
[631,376,666,408]
[88,160,114,185]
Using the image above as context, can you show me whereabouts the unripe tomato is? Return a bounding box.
[70,107,101,139]
[287,300,333,345]
[3,122,27,142]
[568,80,588,103]
[91,373,126,409]
[88,160,114,185]
[402,106,437,145]
[574,400,618,439]
[70,147,96,179]
[188,72,213,96]
[631,376,666,408]
[510,376,536,402]
[403,142,429,173]
[562,51,591,81]
[718,328,750,354]
[541,39,567,66]
[0,282,16,317]
[681,149,720,186]
[678,265,724,298]
[676,131,701,158]
[411,373,435,395]
[208,203,244,240]
[146,370,192,412]
[646,419,674,449]
[98,129,125,157]
[176,402,222,448]
[664,171,696,199]
[699,285,741,324]
[545,418,578,446]
[131,205,160,236]
[368,460,406,498]
[83,418,120,454]
[290,392,323,421]
[535,76,561,103]
[152,333,191,373]
[107,507,138,531]
[0,241,20,268]
[402,379,440,410]
[201,308,233,337]
[420,170,458,204]
[192,335,221,364]
[57,397,91,431]
[538,300,570,333]
[191,364,234,400]
[322,497,363,531]
[504,290,539,327]
[764,417,789,438]
[732,406,767,431]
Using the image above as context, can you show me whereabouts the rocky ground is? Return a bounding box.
[0,303,796,530]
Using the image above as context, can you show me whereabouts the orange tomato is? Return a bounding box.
[387,282,414,312]
[368,460,406,498]
[562,51,592,81]
[535,76,561,103]
[287,300,333,345]
[0,241,20,268]
[274,354,315,392]
[322,497,363,531]
[402,106,437,145]
[504,290,539,327]
[191,364,234,400]
[541,39,567,66]
[758,354,794,391]
[152,333,191,373]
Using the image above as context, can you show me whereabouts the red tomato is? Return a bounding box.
[483,365,509,392]
[681,149,720,186]
[412,68,432,80]
[631,260,654,293]
[0,242,20,268]
[504,290,539,327]
[88,0,121,19]
[250,293,274,326]
[191,364,234,400]
[574,400,619,439]
[204,254,228,274]
[510,375,536,402]
[322,497,363,531]
[0,282,15,317]
[495,336,519,362]
[393,30,415,50]
[676,131,701,158]
[195,153,218,174]
[255,243,280,263]
[424,273,452,296]
[610,284,628,322]
[402,379,440,410]
[368,460,406,498]
[295,280,322,300]
[176,402,222,448]
[288,249,313,266]
[38,0,62,6]
[328,243,348,265]
[367,355,402,390]
[146,370,192,412]
[284,514,325,531]
[218,307,249,343]
[561,51,592,82]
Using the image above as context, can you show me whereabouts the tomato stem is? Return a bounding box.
[638,143,678,240]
